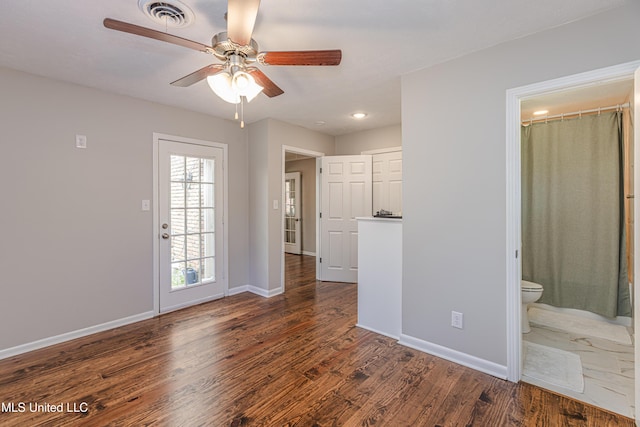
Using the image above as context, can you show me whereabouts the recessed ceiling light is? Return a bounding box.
[351,112,367,119]
[315,120,326,126]
[533,110,549,116]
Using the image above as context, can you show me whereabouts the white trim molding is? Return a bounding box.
[398,334,508,380]
[0,311,154,361]
[361,146,402,155]
[356,324,399,341]
[227,285,285,298]
[248,285,284,298]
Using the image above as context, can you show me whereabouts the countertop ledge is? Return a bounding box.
[356,216,403,222]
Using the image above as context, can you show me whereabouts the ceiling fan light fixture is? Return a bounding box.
[207,71,240,104]
[232,71,263,102]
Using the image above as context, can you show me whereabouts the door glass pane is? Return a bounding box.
[202,159,214,183]
[186,157,201,183]
[186,260,200,286]
[171,182,185,208]
[186,234,200,260]
[186,209,200,234]
[171,209,185,235]
[201,184,214,208]
[202,209,215,232]
[170,155,185,181]
[171,235,185,263]
[171,262,186,289]
[202,232,215,258]
[186,185,200,208]
[202,257,215,281]
[167,151,218,291]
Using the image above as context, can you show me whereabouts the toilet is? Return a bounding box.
[521,280,544,333]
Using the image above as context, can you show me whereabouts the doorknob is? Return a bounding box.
[162,233,170,239]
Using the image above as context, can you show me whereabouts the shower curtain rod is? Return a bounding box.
[522,102,630,125]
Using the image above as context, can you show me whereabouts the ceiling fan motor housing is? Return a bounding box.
[211,32,259,62]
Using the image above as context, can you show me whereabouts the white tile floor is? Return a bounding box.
[522,308,635,418]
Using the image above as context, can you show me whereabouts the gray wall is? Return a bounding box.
[335,124,402,155]
[401,2,640,366]
[0,67,249,351]
[248,119,334,293]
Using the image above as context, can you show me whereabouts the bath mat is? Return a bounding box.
[528,306,632,346]
[523,341,584,393]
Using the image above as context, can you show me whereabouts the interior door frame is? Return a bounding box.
[153,133,229,315]
[281,145,324,291]
[505,61,640,392]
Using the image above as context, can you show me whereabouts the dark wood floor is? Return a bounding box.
[0,254,634,426]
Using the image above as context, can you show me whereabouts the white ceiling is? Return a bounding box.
[0,0,629,136]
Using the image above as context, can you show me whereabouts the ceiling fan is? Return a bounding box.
[104,0,342,113]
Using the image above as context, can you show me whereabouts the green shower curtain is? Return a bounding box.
[521,111,631,318]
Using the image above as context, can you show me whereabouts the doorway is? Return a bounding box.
[153,133,229,314]
[281,146,324,292]
[506,61,640,420]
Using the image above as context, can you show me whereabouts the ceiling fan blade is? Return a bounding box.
[259,50,342,66]
[170,64,225,87]
[247,69,284,97]
[227,0,261,46]
[104,18,212,53]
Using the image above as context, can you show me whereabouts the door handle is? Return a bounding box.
[162,233,170,239]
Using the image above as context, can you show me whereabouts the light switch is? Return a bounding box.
[273,200,279,210]
[141,200,150,211]
[75,134,87,149]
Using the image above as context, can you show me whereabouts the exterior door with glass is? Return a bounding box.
[284,172,302,254]
[158,139,225,313]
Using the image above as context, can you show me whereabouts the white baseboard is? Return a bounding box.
[356,323,399,340]
[398,333,507,380]
[227,285,285,298]
[302,251,316,257]
[227,285,249,296]
[247,285,283,298]
[0,311,155,361]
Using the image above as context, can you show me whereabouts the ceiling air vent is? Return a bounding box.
[138,0,195,28]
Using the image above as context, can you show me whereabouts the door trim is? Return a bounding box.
[505,60,640,383]
[153,133,229,315]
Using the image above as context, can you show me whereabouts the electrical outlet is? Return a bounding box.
[451,311,464,329]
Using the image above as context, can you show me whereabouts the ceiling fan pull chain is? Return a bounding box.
[235,101,239,120]
[240,97,245,128]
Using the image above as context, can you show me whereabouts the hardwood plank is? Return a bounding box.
[0,254,634,426]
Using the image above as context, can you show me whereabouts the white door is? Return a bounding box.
[158,139,225,313]
[319,155,372,282]
[284,172,302,254]
[372,151,403,215]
